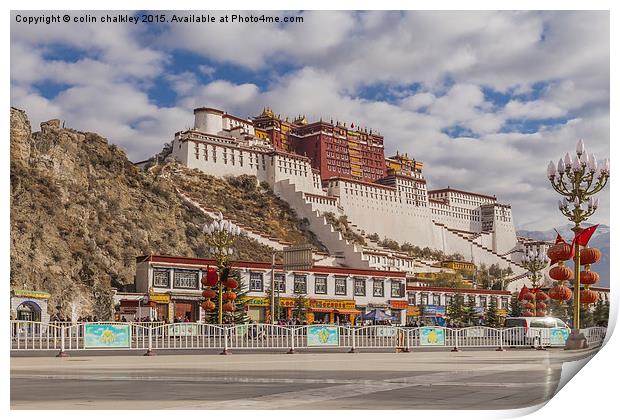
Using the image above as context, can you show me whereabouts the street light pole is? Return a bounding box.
[547,139,609,349]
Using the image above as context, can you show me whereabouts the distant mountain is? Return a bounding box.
[517,223,610,288]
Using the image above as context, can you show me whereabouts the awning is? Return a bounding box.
[310,308,334,313]
[336,309,361,315]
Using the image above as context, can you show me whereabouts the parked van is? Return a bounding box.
[503,317,569,346]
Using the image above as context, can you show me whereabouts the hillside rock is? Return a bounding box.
[10,108,275,319]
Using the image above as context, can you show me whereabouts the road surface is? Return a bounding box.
[11,348,598,410]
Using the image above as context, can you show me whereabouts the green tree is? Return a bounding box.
[292,292,308,322]
[579,304,594,328]
[447,294,465,324]
[433,272,472,289]
[509,294,522,317]
[463,297,477,326]
[593,299,609,327]
[204,269,250,324]
[547,299,569,322]
[485,297,500,327]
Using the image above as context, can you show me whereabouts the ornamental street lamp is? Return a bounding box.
[521,250,549,320]
[203,212,242,324]
[547,139,609,349]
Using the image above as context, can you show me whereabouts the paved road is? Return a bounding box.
[11,348,598,410]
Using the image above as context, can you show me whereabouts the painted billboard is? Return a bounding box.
[419,327,446,346]
[550,328,570,346]
[307,326,339,346]
[84,324,130,348]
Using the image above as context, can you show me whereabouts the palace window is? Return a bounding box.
[152,268,170,288]
[445,295,453,305]
[294,274,307,294]
[479,296,487,308]
[373,279,384,297]
[173,269,199,289]
[354,278,366,296]
[335,277,347,295]
[408,292,416,305]
[391,280,402,298]
[433,294,441,305]
[314,276,327,294]
[420,293,428,305]
[275,273,286,293]
[249,272,264,292]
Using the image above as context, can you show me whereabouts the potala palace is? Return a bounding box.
[166,106,532,290]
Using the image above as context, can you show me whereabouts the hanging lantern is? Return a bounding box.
[225,278,239,290]
[547,242,573,262]
[202,289,216,299]
[535,291,549,301]
[536,302,547,310]
[535,311,546,317]
[549,285,572,302]
[580,289,598,305]
[201,300,216,311]
[549,266,574,281]
[222,291,237,301]
[202,267,219,287]
[580,248,602,265]
[522,310,534,317]
[522,292,535,301]
[222,302,235,312]
[580,271,599,286]
[523,302,535,310]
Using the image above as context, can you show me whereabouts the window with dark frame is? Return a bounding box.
[173,269,199,289]
[294,274,307,294]
[373,279,384,297]
[354,278,366,296]
[152,268,170,288]
[274,273,286,293]
[314,276,327,294]
[391,280,402,298]
[249,272,264,292]
[335,277,347,295]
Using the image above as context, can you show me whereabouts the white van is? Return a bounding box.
[503,317,569,346]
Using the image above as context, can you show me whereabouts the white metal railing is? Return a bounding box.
[9,321,607,353]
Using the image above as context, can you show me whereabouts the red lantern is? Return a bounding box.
[202,289,216,299]
[522,310,534,317]
[222,302,235,312]
[201,300,216,311]
[225,279,239,290]
[580,248,602,265]
[580,289,598,305]
[201,267,219,287]
[535,291,549,301]
[549,285,572,302]
[222,291,237,301]
[522,292,535,301]
[523,302,535,310]
[535,311,546,317]
[536,302,546,309]
[549,266,574,281]
[547,243,573,262]
[580,271,599,286]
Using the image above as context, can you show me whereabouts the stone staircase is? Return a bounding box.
[432,220,524,272]
[274,180,372,269]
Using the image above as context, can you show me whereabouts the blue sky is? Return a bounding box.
[10,10,610,230]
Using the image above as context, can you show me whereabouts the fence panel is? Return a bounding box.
[584,327,606,347]
[10,321,61,350]
[151,323,226,350]
[228,324,291,350]
[352,326,405,349]
[406,327,453,348]
[458,327,501,348]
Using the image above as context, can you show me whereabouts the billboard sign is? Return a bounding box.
[307,326,339,346]
[419,327,446,346]
[84,323,130,348]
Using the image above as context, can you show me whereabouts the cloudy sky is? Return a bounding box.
[10,10,610,230]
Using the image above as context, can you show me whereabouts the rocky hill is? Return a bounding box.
[10,108,296,318]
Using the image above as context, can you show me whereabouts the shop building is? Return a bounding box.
[131,255,407,324]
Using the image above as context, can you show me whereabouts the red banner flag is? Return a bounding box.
[574,224,599,247]
[553,228,566,244]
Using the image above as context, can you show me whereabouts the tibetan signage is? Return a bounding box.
[389,300,408,310]
[168,324,199,337]
[309,299,356,310]
[149,293,170,303]
[307,326,339,346]
[550,328,570,346]
[11,290,51,299]
[419,327,446,346]
[241,297,270,306]
[407,306,420,316]
[422,305,446,316]
[84,324,130,348]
